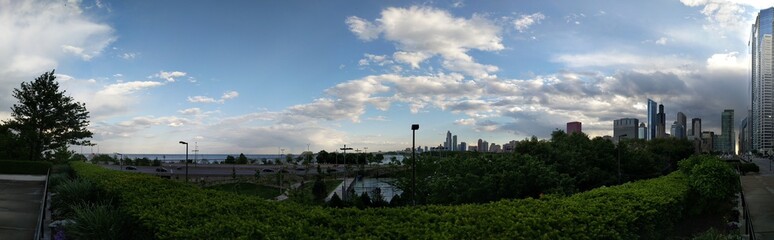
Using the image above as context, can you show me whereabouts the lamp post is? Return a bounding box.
[179,141,188,183]
[340,145,353,200]
[617,134,627,184]
[115,153,122,170]
[411,124,419,205]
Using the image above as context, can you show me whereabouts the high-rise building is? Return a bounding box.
[720,109,734,153]
[656,104,667,138]
[670,121,685,139]
[740,116,749,154]
[445,131,452,151]
[647,99,657,140]
[676,112,687,139]
[752,8,774,153]
[692,118,702,140]
[459,142,467,152]
[701,131,715,153]
[613,118,639,143]
[477,139,483,152]
[638,123,647,139]
[482,141,489,152]
[452,135,458,151]
[566,121,582,134]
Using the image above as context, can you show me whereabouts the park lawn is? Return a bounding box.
[298,179,343,194]
[206,182,281,199]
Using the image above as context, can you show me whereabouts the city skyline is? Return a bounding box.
[0,0,766,154]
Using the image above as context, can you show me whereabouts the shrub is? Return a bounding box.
[66,202,135,240]
[0,160,51,174]
[48,173,71,189]
[51,178,101,219]
[738,162,759,174]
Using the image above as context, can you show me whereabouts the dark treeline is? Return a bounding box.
[315,151,385,165]
[395,131,694,205]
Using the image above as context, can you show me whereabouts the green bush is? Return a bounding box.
[71,161,701,239]
[739,162,759,174]
[679,155,739,213]
[0,160,51,174]
[48,173,71,189]
[51,178,101,219]
[66,202,137,240]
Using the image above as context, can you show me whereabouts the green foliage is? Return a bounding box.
[5,70,92,161]
[206,183,280,199]
[0,160,51,174]
[328,192,344,208]
[49,172,71,189]
[90,154,115,164]
[51,178,102,219]
[682,156,738,213]
[70,161,732,239]
[224,155,236,164]
[66,202,139,240]
[237,153,248,164]
[738,162,759,174]
[312,177,328,202]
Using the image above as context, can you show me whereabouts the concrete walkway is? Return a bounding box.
[742,157,774,239]
[0,178,46,240]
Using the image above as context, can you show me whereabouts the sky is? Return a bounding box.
[0,0,771,154]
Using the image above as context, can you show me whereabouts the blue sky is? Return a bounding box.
[0,0,770,154]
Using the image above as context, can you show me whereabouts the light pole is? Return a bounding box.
[617,134,627,184]
[340,144,352,200]
[115,153,122,170]
[179,141,188,183]
[411,124,419,205]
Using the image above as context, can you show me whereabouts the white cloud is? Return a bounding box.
[513,12,545,32]
[655,37,668,45]
[178,108,202,115]
[347,6,503,78]
[553,51,694,70]
[706,51,747,71]
[221,91,239,100]
[0,0,114,112]
[154,71,187,82]
[188,91,240,104]
[120,52,138,60]
[345,16,381,41]
[187,96,218,103]
[454,118,476,125]
[89,81,165,118]
[358,54,393,66]
[680,0,750,35]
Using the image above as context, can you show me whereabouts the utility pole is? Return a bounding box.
[411,124,419,205]
[340,144,353,200]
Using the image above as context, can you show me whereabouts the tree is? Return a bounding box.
[312,177,328,203]
[224,155,236,164]
[237,153,248,164]
[5,70,92,160]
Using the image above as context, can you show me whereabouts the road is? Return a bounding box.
[100,163,352,177]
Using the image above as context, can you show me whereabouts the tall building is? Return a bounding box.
[459,142,467,152]
[445,131,452,151]
[720,109,734,153]
[740,116,749,154]
[482,141,489,152]
[613,118,639,143]
[638,123,647,139]
[670,121,685,139]
[452,135,458,151]
[676,112,687,139]
[701,131,715,153]
[752,8,774,153]
[566,121,582,134]
[647,99,657,140]
[692,118,702,140]
[477,139,483,152]
[656,104,667,138]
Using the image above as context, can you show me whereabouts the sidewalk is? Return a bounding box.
[0,179,46,240]
[325,178,352,201]
[742,157,774,239]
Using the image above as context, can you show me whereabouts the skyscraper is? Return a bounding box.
[477,139,483,152]
[638,123,647,139]
[720,109,734,153]
[670,121,685,139]
[459,142,467,152]
[452,135,458,151]
[676,112,687,139]
[692,118,702,140]
[740,116,749,154]
[752,8,774,152]
[647,99,657,140]
[445,131,452,151]
[566,121,582,134]
[613,118,639,143]
[656,104,666,138]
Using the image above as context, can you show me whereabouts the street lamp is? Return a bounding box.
[340,144,353,200]
[411,124,419,205]
[617,134,627,184]
[179,141,188,183]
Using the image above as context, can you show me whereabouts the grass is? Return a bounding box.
[298,179,342,194]
[206,182,281,199]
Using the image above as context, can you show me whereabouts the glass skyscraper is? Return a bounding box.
[647,99,657,140]
[752,8,774,153]
[721,109,734,153]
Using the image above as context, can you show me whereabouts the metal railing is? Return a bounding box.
[742,188,756,240]
[34,168,51,240]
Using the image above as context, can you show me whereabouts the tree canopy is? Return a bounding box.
[4,70,92,160]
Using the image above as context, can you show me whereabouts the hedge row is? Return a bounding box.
[0,160,52,174]
[71,161,708,239]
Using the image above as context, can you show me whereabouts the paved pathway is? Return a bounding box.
[0,177,45,240]
[742,157,774,239]
[326,178,352,201]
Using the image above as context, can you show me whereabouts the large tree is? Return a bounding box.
[5,70,92,160]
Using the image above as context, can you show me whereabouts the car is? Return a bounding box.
[326,168,337,173]
[261,169,275,173]
[155,167,168,172]
[125,166,137,170]
[176,166,183,170]
[295,167,306,171]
